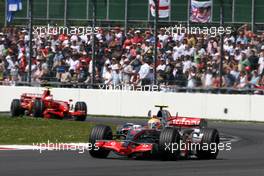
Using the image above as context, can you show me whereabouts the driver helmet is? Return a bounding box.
[148,117,161,129]
[45,96,53,101]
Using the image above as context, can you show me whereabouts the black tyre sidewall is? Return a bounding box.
[10,99,22,117]
[74,102,87,121]
[159,127,181,160]
[32,99,45,117]
[197,128,220,159]
[89,125,113,158]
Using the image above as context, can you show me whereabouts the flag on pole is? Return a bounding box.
[6,0,23,23]
[149,0,170,18]
[190,0,212,23]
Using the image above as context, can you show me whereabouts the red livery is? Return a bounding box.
[89,105,219,160]
[10,88,87,121]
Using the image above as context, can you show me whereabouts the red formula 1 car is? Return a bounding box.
[89,105,219,160]
[10,89,87,121]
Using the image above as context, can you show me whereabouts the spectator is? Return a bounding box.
[138,58,151,86]
[0,58,5,81]
[122,58,133,84]
[103,65,112,85]
[0,24,263,94]
[203,69,213,88]
[157,57,166,84]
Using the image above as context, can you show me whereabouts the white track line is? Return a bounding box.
[0,143,90,151]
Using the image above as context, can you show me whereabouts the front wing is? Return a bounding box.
[96,140,154,156]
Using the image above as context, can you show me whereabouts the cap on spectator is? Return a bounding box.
[261,45,264,50]
[105,60,111,65]
[136,54,141,59]
[245,66,251,71]
[166,50,172,54]
[135,30,140,34]
[175,63,181,67]
[147,49,152,54]
[6,55,11,60]
[0,32,3,35]
[125,46,130,50]
[160,58,165,61]
[145,31,151,34]
[124,58,130,63]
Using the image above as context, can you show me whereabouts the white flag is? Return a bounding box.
[149,0,170,18]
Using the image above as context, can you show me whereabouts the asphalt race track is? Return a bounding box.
[0,117,264,176]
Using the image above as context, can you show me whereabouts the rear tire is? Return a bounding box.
[74,101,87,121]
[32,99,45,117]
[159,127,181,160]
[10,99,23,117]
[196,128,220,159]
[89,125,113,158]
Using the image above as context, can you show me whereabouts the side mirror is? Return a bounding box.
[147,110,152,118]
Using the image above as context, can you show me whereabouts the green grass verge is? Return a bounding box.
[0,116,115,145]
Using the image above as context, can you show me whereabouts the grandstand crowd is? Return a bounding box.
[0,24,264,92]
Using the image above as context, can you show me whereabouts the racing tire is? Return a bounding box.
[159,127,181,160]
[196,128,220,160]
[89,125,113,158]
[10,99,23,117]
[32,99,45,117]
[74,102,87,121]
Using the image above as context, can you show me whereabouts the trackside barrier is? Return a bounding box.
[0,86,263,121]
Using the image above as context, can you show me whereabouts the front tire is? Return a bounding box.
[89,125,113,158]
[74,101,87,121]
[159,127,181,160]
[10,99,23,117]
[196,128,220,159]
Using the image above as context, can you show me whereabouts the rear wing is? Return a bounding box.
[155,105,168,109]
[167,116,207,128]
[21,93,42,98]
